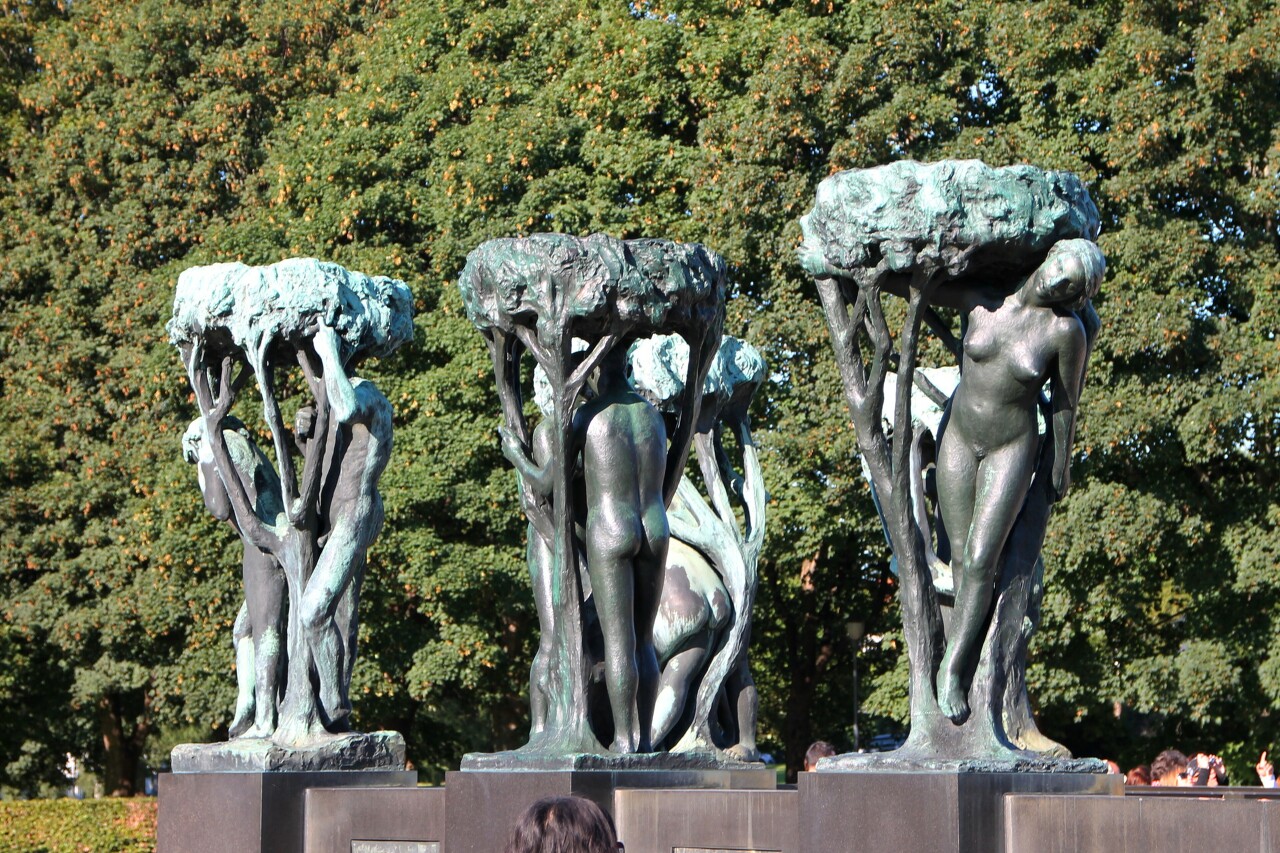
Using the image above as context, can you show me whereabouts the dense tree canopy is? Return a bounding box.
[1,0,1277,792]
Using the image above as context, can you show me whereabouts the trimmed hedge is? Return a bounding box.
[0,799,156,853]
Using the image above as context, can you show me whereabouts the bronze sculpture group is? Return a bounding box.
[800,160,1104,766]
[168,259,411,768]
[172,158,1105,770]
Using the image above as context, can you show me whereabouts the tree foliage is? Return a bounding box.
[1,0,1278,791]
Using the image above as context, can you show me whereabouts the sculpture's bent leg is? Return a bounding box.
[300,523,364,731]
[243,548,286,737]
[651,540,730,748]
[230,600,255,738]
[652,637,712,748]
[937,435,1037,724]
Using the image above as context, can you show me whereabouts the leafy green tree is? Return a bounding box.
[0,0,392,794]
[3,0,1279,791]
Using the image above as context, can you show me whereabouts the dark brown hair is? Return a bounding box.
[805,740,837,770]
[505,796,619,853]
[1151,749,1188,784]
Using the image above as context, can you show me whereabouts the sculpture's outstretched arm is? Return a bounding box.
[292,344,332,526]
[666,328,717,507]
[732,417,767,554]
[313,323,363,424]
[713,425,746,501]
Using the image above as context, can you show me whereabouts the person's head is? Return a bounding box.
[1151,749,1188,786]
[182,415,248,464]
[182,418,207,464]
[1028,238,1106,311]
[805,741,837,772]
[1125,765,1151,786]
[505,796,619,853]
[595,345,631,393]
[295,405,317,441]
[1104,760,1121,775]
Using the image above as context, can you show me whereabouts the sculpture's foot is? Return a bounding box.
[610,735,639,755]
[937,668,970,724]
[724,743,761,763]
[229,702,255,739]
[237,723,274,740]
[1014,726,1071,759]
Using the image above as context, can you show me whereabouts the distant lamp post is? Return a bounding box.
[846,619,865,752]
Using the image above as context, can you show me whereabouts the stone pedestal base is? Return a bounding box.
[459,748,768,775]
[445,763,775,853]
[614,787,798,853]
[1005,791,1280,853]
[304,786,446,853]
[170,731,405,772]
[157,770,415,853]
[798,771,1118,853]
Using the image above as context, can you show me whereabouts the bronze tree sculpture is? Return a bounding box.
[800,160,1105,767]
[460,234,724,757]
[168,258,412,769]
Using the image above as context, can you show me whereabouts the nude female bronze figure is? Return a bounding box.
[931,238,1105,723]
[505,346,671,753]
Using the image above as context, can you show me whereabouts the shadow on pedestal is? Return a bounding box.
[798,771,1118,853]
[157,770,415,853]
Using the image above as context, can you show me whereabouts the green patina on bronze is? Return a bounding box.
[459,233,725,758]
[168,258,412,769]
[802,160,1107,770]
[631,335,767,761]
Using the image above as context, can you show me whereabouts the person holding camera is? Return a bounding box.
[1186,752,1228,786]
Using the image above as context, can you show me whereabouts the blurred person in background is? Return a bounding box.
[1186,753,1228,787]
[1150,749,1189,786]
[1125,765,1150,786]
[804,741,837,772]
[1256,751,1275,788]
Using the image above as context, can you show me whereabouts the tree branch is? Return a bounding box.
[487,329,551,541]
[566,332,618,398]
[923,306,962,361]
[247,336,300,523]
[181,344,279,553]
[291,345,330,527]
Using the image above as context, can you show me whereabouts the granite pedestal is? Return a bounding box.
[614,787,798,853]
[157,770,415,853]
[304,785,446,853]
[1005,790,1280,853]
[798,770,1118,853]
[446,756,775,853]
